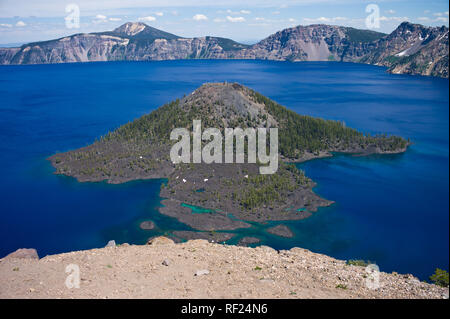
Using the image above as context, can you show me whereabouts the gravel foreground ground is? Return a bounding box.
[0,237,448,299]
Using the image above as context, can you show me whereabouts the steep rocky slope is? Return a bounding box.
[0,238,448,299]
[229,24,386,62]
[359,22,449,77]
[230,22,448,77]
[0,22,248,64]
[0,21,447,77]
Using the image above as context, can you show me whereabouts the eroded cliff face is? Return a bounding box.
[359,22,449,77]
[4,34,130,64]
[0,23,244,64]
[0,47,20,64]
[1,21,448,78]
[226,24,376,62]
[108,37,238,61]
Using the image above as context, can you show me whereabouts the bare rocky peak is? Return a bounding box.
[358,22,449,77]
[385,22,447,54]
[113,22,148,36]
[180,82,278,127]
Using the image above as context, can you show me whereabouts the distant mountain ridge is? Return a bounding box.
[0,21,447,77]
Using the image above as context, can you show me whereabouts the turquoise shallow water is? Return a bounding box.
[0,60,448,280]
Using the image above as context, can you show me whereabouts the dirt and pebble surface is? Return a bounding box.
[1,238,448,299]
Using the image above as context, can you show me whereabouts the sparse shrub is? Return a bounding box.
[336,284,347,289]
[346,260,369,267]
[429,268,449,287]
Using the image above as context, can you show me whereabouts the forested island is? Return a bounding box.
[49,82,409,231]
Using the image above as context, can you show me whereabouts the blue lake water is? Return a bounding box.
[0,60,448,280]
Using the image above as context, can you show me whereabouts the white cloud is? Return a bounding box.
[193,14,208,21]
[224,9,250,15]
[386,9,396,14]
[226,16,246,22]
[254,17,265,21]
[272,11,280,15]
[109,17,122,21]
[435,17,449,23]
[15,21,26,27]
[155,12,164,17]
[379,16,409,22]
[213,18,226,23]
[418,15,449,23]
[138,16,156,22]
[0,23,13,27]
[288,18,296,22]
[248,23,270,27]
[96,14,107,20]
[303,16,347,23]
[433,12,449,17]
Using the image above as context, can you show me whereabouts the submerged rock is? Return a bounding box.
[238,237,261,246]
[139,221,155,230]
[266,225,294,238]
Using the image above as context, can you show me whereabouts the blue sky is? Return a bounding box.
[0,0,448,44]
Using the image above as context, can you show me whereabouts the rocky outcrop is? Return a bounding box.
[237,237,261,246]
[0,47,20,64]
[359,22,449,77]
[139,221,155,230]
[228,25,384,62]
[1,22,447,77]
[146,236,175,246]
[267,224,294,238]
[5,248,39,260]
[0,22,247,64]
[0,240,448,298]
[171,230,235,243]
